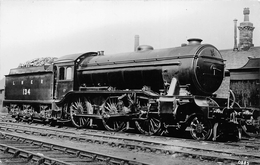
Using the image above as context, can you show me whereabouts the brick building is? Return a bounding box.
[0,79,4,110]
[220,8,260,108]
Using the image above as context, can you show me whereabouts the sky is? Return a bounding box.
[0,0,260,79]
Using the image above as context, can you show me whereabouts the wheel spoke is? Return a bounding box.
[150,118,159,131]
[152,118,160,127]
[190,122,197,128]
[201,131,207,138]
[193,118,199,124]
[104,106,110,111]
[81,117,85,126]
[78,117,82,126]
[150,120,154,130]
[115,121,119,129]
[150,120,155,133]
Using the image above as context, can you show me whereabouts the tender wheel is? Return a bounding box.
[69,97,92,128]
[101,96,127,132]
[189,115,212,140]
[135,112,161,135]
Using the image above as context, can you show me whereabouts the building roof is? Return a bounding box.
[239,57,260,69]
[228,58,260,80]
[220,46,260,69]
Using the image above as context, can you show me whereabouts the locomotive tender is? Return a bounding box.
[3,38,242,140]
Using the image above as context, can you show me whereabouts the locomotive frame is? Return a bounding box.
[3,38,255,141]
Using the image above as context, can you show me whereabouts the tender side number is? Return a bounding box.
[22,89,31,95]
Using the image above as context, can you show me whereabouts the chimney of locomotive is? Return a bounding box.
[187,38,202,45]
[134,35,140,51]
[233,19,238,51]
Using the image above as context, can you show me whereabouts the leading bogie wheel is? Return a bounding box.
[69,97,92,128]
[189,115,212,140]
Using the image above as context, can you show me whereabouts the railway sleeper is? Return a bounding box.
[58,157,91,162]
[3,158,30,164]
[50,155,79,159]
[36,151,71,156]
[0,154,14,159]
[24,148,53,152]
[1,144,78,164]
[11,145,41,150]
[0,140,23,144]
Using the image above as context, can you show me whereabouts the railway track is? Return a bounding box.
[0,133,109,165]
[0,122,199,165]
[0,121,260,164]
[0,131,150,165]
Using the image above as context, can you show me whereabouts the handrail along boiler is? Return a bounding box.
[3,38,242,140]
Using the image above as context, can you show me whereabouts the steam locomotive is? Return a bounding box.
[3,38,254,141]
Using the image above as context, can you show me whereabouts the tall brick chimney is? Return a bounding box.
[238,8,255,51]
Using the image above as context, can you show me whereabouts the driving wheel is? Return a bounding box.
[69,97,92,128]
[135,112,161,135]
[101,96,127,131]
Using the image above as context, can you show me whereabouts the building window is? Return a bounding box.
[41,79,43,84]
[13,81,15,85]
[21,81,23,85]
[31,80,33,84]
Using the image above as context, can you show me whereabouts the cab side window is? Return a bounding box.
[66,67,72,80]
[59,67,65,80]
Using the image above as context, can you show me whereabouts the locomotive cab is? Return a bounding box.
[53,52,97,100]
[54,54,79,100]
[54,61,75,100]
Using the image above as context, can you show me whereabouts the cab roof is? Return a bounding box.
[54,53,85,64]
